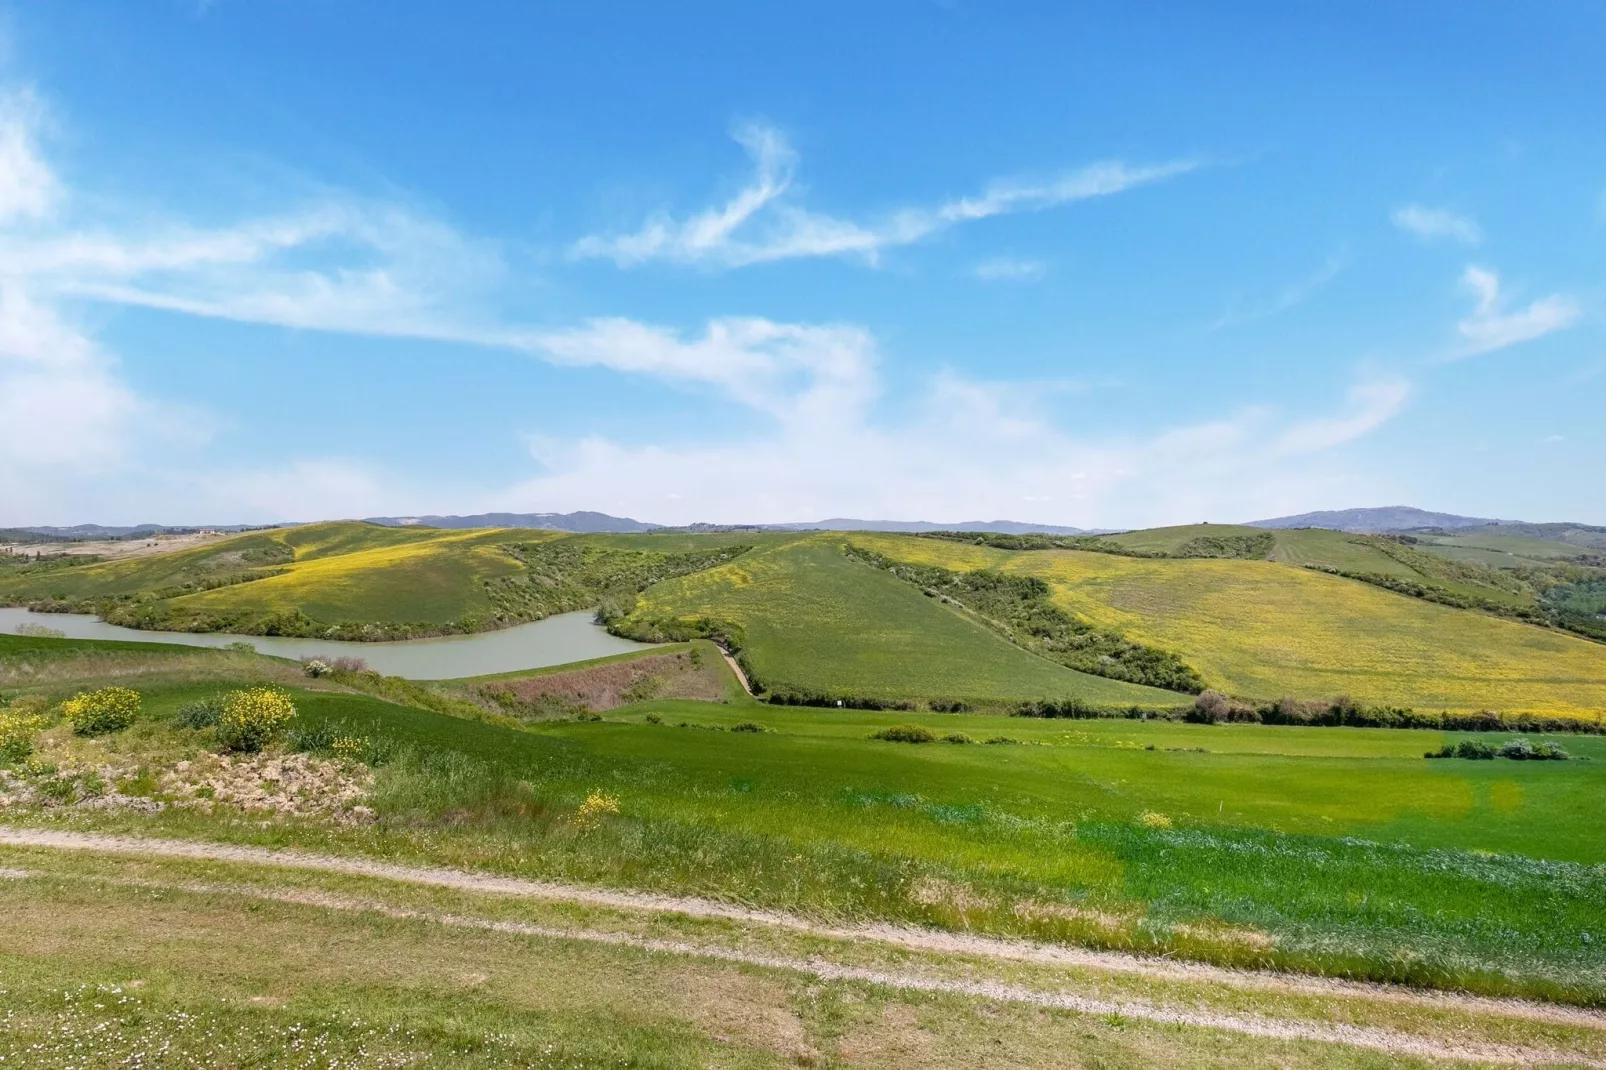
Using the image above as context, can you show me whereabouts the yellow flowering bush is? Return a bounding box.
[0,705,49,762]
[216,687,297,753]
[1140,811,1174,830]
[572,791,621,827]
[62,687,141,736]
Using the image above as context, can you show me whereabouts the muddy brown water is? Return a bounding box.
[0,607,652,680]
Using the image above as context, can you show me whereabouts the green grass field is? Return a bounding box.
[3,633,1604,997]
[5,629,1606,1067]
[621,535,1180,708]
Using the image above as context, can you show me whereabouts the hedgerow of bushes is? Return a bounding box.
[1427,738,1571,761]
[918,531,1166,558]
[1187,689,1606,734]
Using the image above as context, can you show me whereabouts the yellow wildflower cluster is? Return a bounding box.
[217,688,297,753]
[330,736,367,764]
[0,704,50,762]
[62,687,141,736]
[572,791,621,827]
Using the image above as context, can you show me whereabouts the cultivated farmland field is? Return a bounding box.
[846,532,1606,717]
[621,536,1182,707]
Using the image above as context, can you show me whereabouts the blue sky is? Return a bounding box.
[1,1,1602,527]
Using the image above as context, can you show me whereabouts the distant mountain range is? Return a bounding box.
[14,507,1600,542]
[1247,507,1506,532]
[364,513,1098,536]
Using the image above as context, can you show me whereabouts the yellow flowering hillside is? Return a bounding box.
[846,533,1606,717]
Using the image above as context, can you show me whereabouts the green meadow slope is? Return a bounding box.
[5,630,1606,1012]
[619,535,1180,708]
[0,522,528,628]
[0,522,746,641]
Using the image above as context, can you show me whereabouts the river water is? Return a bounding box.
[0,607,653,681]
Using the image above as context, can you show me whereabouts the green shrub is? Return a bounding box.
[870,724,936,743]
[62,687,141,736]
[174,696,223,729]
[729,721,768,733]
[1425,738,1569,761]
[1498,737,1570,761]
[942,733,974,744]
[216,687,296,753]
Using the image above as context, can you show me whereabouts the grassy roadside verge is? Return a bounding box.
[5,673,1605,1004]
[4,847,1603,1068]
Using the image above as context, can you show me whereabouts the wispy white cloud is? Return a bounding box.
[1455,265,1579,356]
[1391,204,1482,246]
[0,89,56,222]
[1206,251,1350,332]
[1273,377,1411,454]
[972,256,1047,283]
[526,316,876,427]
[571,123,1196,269]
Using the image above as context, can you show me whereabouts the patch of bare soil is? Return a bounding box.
[0,752,372,824]
[159,752,375,822]
[480,649,727,712]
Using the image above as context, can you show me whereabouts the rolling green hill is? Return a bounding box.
[848,533,1606,718]
[619,535,1181,708]
[0,522,749,641]
[4,521,1604,718]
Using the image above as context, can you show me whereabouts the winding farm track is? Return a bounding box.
[716,643,755,695]
[4,827,1605,1065]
